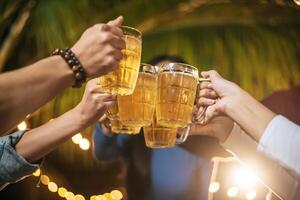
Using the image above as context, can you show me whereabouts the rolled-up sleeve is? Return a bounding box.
[258,115,300,175]
[0,130,39,189]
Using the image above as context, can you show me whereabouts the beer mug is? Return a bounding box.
[106,100,141,134]
[99,26,142,96]
[143,114,190,148]
[118,63,157,127]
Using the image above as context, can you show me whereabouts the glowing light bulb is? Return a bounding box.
[246,189,256,200]
[90,195,97,200]
[79,138,90,150]
[227,186,239,198]
[32,169,41,177]
[48,182,58,192]
[40,175,50,185]
[58,187,68,198]
[17,121,27,131]
[110,190,123,200]
[96,195,107,200]
[294,0,300,6]
[209,182,220,193]
[75,194,85,200]
[72,133,83,144]
[66,192,75,200]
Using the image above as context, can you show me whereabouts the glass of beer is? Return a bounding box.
[106,99,141,134]
[118,63,158,127]
[156,63,199,128]
[99,26,142,96]
[143,114,190,148]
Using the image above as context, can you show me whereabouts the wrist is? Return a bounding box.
[68,105,88,131]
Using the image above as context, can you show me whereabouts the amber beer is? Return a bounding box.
[143,115,177,148]
[118,64,157,127]
[143,114,191,148]
[106,99,141,134]
[99,26,142,96]
[156,63,198,128]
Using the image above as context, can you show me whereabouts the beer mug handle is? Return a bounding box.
[176,125,190,144]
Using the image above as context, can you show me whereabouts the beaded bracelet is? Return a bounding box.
[52,48,87,88]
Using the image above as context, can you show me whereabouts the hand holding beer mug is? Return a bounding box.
[99,26,142,95]
[106,100,141,134]
[143,63,209,148]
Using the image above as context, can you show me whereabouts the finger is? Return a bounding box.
[203,104,221,124]
[107,26,123,38]
[110,36,126,50]
[200,81,213,89]
[199,88,218,99]
[94,93,117,102]
[107,16,124,27]
[99,113,108,123]
[197,97,216,107]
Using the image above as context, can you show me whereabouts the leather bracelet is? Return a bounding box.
[52,48,86,88]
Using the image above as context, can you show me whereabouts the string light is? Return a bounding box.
[17,121,27,131]
[74,194,85,200]
[58,187,68,198]
[33,169,122,200]
[32,169,41,177]
[66,191,75,200]
[246,189,257,200]
[111,190,123,200]
[48,182,58,192]
[209,182,220,193]
[227,186,239,198]
[72,133,83,144]
[79,138,90,150]
[40,175,50,185]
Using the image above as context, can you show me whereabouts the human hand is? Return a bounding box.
[98,114,113,135]
[189,116,234,143]
[196,70,243,123]
[73,79,116,129]
[71,16,125,78]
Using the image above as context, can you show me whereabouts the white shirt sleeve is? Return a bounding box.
[222,122,299,200]
[258,115,300,175]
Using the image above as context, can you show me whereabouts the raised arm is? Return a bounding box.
[14,79,115,163]
[0,16,125,134]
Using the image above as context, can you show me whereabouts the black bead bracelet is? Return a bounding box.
[52,48,86,88]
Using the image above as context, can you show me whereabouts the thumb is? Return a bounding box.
[202,104,221,124]
[107,16,124,26]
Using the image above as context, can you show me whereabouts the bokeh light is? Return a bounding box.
[17,121,27,131]
[32,169,41,177]
[79,138,90,150]
[234,168,256,189]
[110,190,123,200]
[58,187,68,198]
[227,186,239,198]
[72,133,83,144]
[40,175,50,185]
[209,182,220,193]
[246,189,257,200]
[48,182,58,192]
[74,194,85,200]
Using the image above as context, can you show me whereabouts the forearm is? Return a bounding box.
[0,56,74,134]
[15,107,83,163]
[226,88,276,141]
